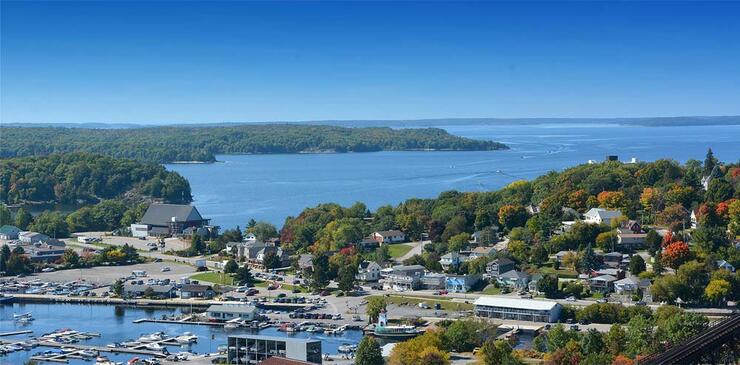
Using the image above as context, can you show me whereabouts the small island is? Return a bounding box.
[0,124,509,163]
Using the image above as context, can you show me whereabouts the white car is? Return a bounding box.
[565,296,576,302]
[160,267,171,272]
[41,267,56,273]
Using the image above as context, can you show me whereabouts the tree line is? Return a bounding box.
[0,124,509,163]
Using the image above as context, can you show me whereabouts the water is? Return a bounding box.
[0,303,362,364]
[166,123,740,228]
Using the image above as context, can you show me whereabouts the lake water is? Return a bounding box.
[167,123,740,228]
[0,302,362,364]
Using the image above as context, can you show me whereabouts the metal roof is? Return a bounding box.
[473,296,559,311]
[140,203,204,226]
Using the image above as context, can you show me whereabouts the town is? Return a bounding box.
[1,152,738,365]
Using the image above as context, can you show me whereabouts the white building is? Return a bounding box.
[474,296,561,323]
[584,208,623,225]
[207,304,257,321]
[371,230,406,244]
[356,261,381,282]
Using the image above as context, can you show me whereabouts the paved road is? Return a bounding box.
[395,240,429,263]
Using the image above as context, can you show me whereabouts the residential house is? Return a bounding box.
[555,250,576,263]
[497,270,530,290]
[123,284,176,299]
[486,258,515,278]
[528,273,544,293]
[356,237,379,252]
[383,265,425,291]
[253,246,290,269]
[356,261,381,282]
[420,273,446,290]
[617,233,647,250]
[470,227,498,245]
[469,246,496,260]
[371,230,406,245]
[614,276,640,295]
[691,210,698,229]
[583,208,623,226]
[0,225,21,240]
[207,304,257,321]
[439,252,464,271]
[526,204,541,215]
[179,284,215,299]
[619,220,642,234]
[19,231,50,244]
[131,203,213,238]
[297,254,314,273]
[716,260,736,272]
[588,275,617,294]
[593,268,625,280]
[446,275,481,293]
[244,233,258,242]
[602,252,625,269]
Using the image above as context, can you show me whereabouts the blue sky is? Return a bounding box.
[2,1,739,124]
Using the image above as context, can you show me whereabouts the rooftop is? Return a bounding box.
[207,304,257,314]
[140,203,205,226]
[228,334,320,344]
[473,296,559,311]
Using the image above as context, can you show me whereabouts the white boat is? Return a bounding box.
[13,312,32,319]
[337,344,357,353]
[121,340,141,347]
[138,332,166,342]
[79,349,99,358]
[224,323,239,330]
[95,356,123,365]
[175,333,198,344]
[145,343,164,351]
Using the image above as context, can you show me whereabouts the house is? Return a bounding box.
[469,246,497,260]
[19,231,50,244]
[593,268,625,280]
[528,273,544,293]
[208,305,258,321]
[439,252,464,271]
[691,210,698,229]
[583,208,623,226]
[123,284,176,299]
[474,296,561,323]
[0,225,21,240]
[614,276,640,295]
[526,204,541,215]
[179,284,215,299]
[446,275,480,293]
[471,227,498,245]
[297,254,314,272]
[356,261,381,282]
[383,265,425,291]
[486,258,515,278]
[619,220,642,234]
[131,203,213,238]
[497,270,530,290]
[356,237,379,251]
[555,250,576,263]
[371,230,406,244]
[420,273,446,290]
[253,246,290,269]
[617,233,647,250]
[26,246,66,262]
[716,260,736,272]
[244,233,258,242]
[602,252,625,269]
[588,275,617,294]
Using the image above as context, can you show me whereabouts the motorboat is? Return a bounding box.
[337,344,357,353]
[138,332,166,342]
[224,323,239,330]
[95,356,123,365]
[175,333,198,344]
[121,340,141,347]
[144,343,164,351]
[13,311,32,319]
[107,342,125,348]
[79,349,99,358]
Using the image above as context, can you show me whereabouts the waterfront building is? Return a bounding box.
[123,283,176,299]
[474,296,561,323]
[130,203,214,238]
[19,231,50,244]
[227,335,322,364]
[179,284,215,299]
[0,225,21,240]
[25,245,66,262]
[207,304,258,321]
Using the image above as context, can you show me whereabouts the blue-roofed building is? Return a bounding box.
[446,275,481,293]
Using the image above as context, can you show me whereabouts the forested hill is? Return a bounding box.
[0,124,509,163]
[0,153,192,205]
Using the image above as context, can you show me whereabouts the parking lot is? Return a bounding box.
[28,261,196,285]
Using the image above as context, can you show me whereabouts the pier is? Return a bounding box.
[0,330,33,337]
[2,339,166,362]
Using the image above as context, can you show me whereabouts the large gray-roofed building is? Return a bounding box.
[131,203,211,238]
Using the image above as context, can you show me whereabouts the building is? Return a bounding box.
[123,284,176,299]
[528,273,544,293]
[555,250,576,263]
[19,231,50,244]
[131,203,212,238]
[617,233,647,250]
[439,252,464,271]
[446,275,480,293]
[583,208,623,226]
[485,258,515,278]
[227,335,322,364]
[179,284,215,299]
[382,265,425,291]
[497,270,530,290]
[371,230,406,244]
[356,261,381,282]
[589,275,617,294]
[474,296,561,323]
[619,220,642,234]
[420,273,446,290]
[470,227,498,245]
[469,246,497,260]
[207,304,258,321]
[26,245,66,262]
[602,252,626,269]
[0,225,21,240]
[297,254,314,272]
[259,358,316,365]
[614,276,640,295]
[253,246,290,269]
[355,237,379,251]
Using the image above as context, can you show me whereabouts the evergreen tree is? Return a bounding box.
[112,279,124,296]
[224,259,239,274]
[629,255,646,275]
[310,254,330,289]
[703,148,718,176]
[338,264,358,292]
[578,242,599,273]
[645,230,662,255]
[15,207,34,230]
[234,265,254,286]
[0,205,11,226]
[355,336,383,365]
[0,244,10,273]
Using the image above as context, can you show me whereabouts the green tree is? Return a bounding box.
[188,234,206,255]
[234,265,253,286]
[629,255,646,275]
[442,319,488,352]
[143,287,155,299]
[250,221,278,242]
[262,251,281,270]
[546,324,578,352]
[478,339,523,365]
[604,324,626,356]
[112,279,124,296]
[703,148,718,176]
[29,210,69,238]
[14,208,33,230]
[537,274,560,298]
[0,244,11,273]
[62,249,80,267]
[657,312,708,346]
[310,254,330,290]
[375,244,389,263]
[625,315,655,357]
[578,242,599,273]
[0,205,11,226]
[447,233,470,252]
[224,259,238,274]
[338,264,358,292]
[366,296,387,324]
[645,230,662,255]
[580,328,604,354]
[704,279,731,305]
[355,336,383,365]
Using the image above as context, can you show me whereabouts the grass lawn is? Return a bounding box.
[480,285,502,295]
[190,271,236,285]
[370,294,474,311]
[387,244,413,258]
[539,266,579,279]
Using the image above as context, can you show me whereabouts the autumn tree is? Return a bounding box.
[597,191,626,209]
[498,205,528,231]
[662,241,691,269]
[477,339,523,365]
[705,279,731,305]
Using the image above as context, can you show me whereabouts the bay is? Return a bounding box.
[167,124,740,229]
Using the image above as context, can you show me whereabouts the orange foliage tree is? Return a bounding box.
[662,241,691,269]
